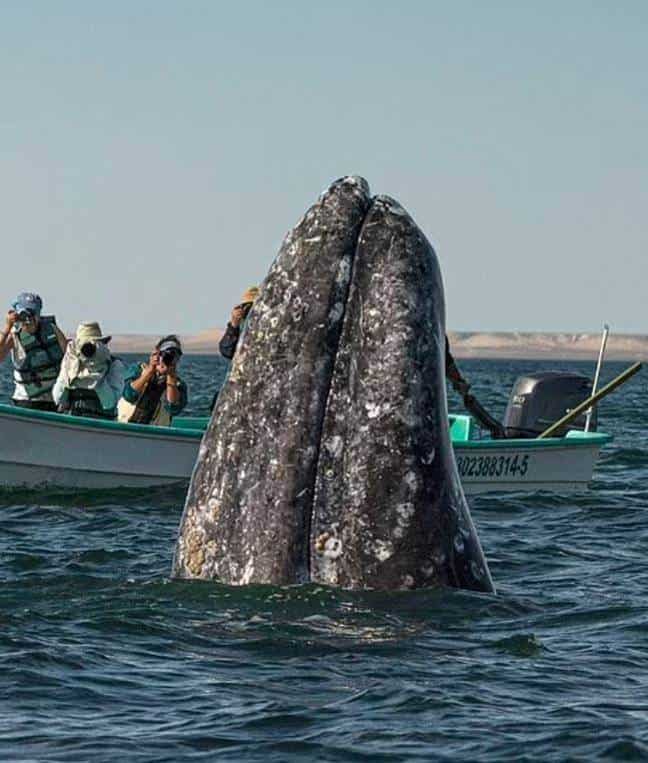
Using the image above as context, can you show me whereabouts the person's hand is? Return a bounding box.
[5,310,17,333]
[230,305,246,328]
[144,350,159,378]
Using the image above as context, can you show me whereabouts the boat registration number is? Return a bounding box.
[456,454,530,479]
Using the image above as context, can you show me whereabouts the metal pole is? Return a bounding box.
[538,362,642,438]
[585,324,609,432]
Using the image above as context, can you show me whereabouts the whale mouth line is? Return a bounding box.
[299,190,377,582]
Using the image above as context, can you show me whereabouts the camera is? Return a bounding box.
[13,310,34,331]
[80,342,97,359]
[236,301,254,318]
[160,349,178,366]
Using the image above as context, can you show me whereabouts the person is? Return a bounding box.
[219,286,260,359]
[209,286,259,412]
[53,322,125,419]
[445,336,505,439]
[445,337,471,397]
[118,335,188,426]
[0,292,67,411]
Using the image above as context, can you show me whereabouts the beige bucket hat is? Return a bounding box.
[75,321,111,345]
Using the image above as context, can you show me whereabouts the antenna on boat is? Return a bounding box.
[585,324,610,432]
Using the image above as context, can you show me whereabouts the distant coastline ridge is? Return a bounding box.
[107,329,648,360]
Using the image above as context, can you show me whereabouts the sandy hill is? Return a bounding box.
[446,331,648,360]
[109,329,648,361]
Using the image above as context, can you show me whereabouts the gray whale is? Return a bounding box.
[172,177,494,593]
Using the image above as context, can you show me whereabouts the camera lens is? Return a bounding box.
[80,342,96,358]
[161,350,176,365]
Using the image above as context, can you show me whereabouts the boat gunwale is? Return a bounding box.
[0,403,613,449]
[0,403,204,439]
[454,431,612,450]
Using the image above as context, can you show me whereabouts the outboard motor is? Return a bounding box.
[503,372,596,439]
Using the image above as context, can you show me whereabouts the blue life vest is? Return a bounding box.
[11,316,64,401]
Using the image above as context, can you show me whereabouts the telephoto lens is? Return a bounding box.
[80,342,97,358]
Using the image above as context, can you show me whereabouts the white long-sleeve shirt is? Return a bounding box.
[53,344,125,413]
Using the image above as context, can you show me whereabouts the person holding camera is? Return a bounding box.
[218,286,259,359]
[209,286,259,412]
[53,322,125,419]
[117,335,187,426]
[0,292,67,411]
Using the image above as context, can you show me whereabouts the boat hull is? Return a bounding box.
[455,438,604,494]
[0,405,611,493]
[0,405,199,489]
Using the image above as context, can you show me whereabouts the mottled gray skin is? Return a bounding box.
[310,196,494,592]
[172,177,371,584]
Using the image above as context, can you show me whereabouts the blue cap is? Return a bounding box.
[13,292,43,317]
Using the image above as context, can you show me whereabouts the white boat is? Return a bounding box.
[0,403,611,493]
[449,415,612,493]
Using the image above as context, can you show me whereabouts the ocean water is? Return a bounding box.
[1,355,647,762]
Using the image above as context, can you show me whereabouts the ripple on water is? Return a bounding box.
[1,358,648,760]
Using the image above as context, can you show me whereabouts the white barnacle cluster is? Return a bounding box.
[372,539,394,562]
[365,402,382,420]
[290,294,307,324]
[323,536,342,559]
[404,470,419,492]
[313,529,344,584]
[393,502,415,540]
[325,435,344,459]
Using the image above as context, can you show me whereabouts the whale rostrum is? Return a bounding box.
[172,177,494,593]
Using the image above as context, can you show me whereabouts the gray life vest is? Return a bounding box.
[11,316,64,401]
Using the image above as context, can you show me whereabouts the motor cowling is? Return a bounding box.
[503,372,596,439]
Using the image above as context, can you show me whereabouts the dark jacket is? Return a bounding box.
[219,323,241,360]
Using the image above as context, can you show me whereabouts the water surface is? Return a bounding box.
[1,357,647,761]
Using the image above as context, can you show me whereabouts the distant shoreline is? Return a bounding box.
[108,329,648,361]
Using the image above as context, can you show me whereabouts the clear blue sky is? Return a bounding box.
[2,1,646,335]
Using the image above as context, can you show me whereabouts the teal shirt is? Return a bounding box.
[122,363,188,417]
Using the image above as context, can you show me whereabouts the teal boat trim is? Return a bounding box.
[454,428,612,449]
[0,403,205,439]
[0,404,612,449]
[448,413,612,448]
